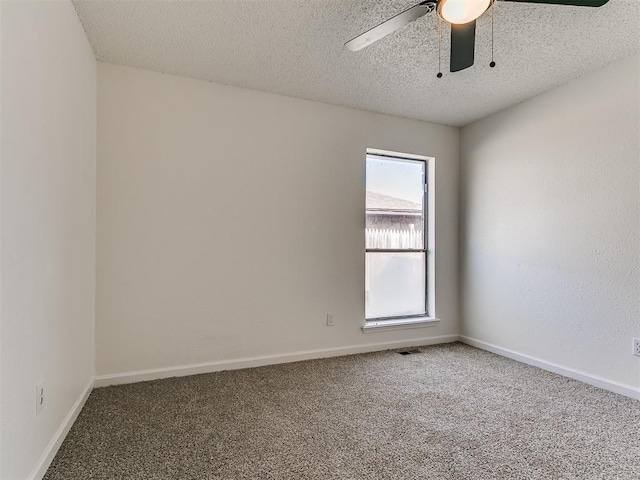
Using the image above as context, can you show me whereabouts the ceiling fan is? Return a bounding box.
[345,0,609,73]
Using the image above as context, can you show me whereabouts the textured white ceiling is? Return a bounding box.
[73,0,639,126]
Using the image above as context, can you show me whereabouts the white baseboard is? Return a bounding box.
[27,378,94,480]
[459,336,640,400]
[94,334,459,387]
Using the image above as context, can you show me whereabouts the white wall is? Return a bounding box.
[0,1,96,479]
[96,63,459,376]
[460,55,640,391]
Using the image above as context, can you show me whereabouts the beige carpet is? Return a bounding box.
[44,343,639,479]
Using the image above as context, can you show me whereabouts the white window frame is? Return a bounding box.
[362,148,438,333]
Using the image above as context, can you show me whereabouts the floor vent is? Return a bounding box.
[398,351,412,355]
[398,349,422,355]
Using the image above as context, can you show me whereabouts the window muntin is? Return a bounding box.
[365,154,427,321]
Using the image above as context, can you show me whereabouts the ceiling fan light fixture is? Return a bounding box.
[438,0,493,25]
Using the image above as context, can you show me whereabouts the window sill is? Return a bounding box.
[361,317,440,333]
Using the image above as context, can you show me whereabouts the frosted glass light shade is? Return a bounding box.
[438,0,492,25]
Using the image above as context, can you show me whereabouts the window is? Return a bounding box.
[365,152,428,321]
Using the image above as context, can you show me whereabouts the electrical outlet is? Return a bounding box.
[326,313,335,327]
[633,338,640,357]
[36,382,45,416]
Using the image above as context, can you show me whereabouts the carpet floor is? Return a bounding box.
[44,343,639,479]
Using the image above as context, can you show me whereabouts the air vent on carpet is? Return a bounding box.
[398,349,422,355]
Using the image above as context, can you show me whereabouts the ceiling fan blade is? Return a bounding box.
[345,2,435,51]
[498,0,608,6]
[450,20,476,72]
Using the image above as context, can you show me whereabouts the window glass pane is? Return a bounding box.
[365,252,426,319]
[366,156,424,249]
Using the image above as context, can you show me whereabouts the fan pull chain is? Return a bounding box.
[437,16,442,78]
[490,4,496,68]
